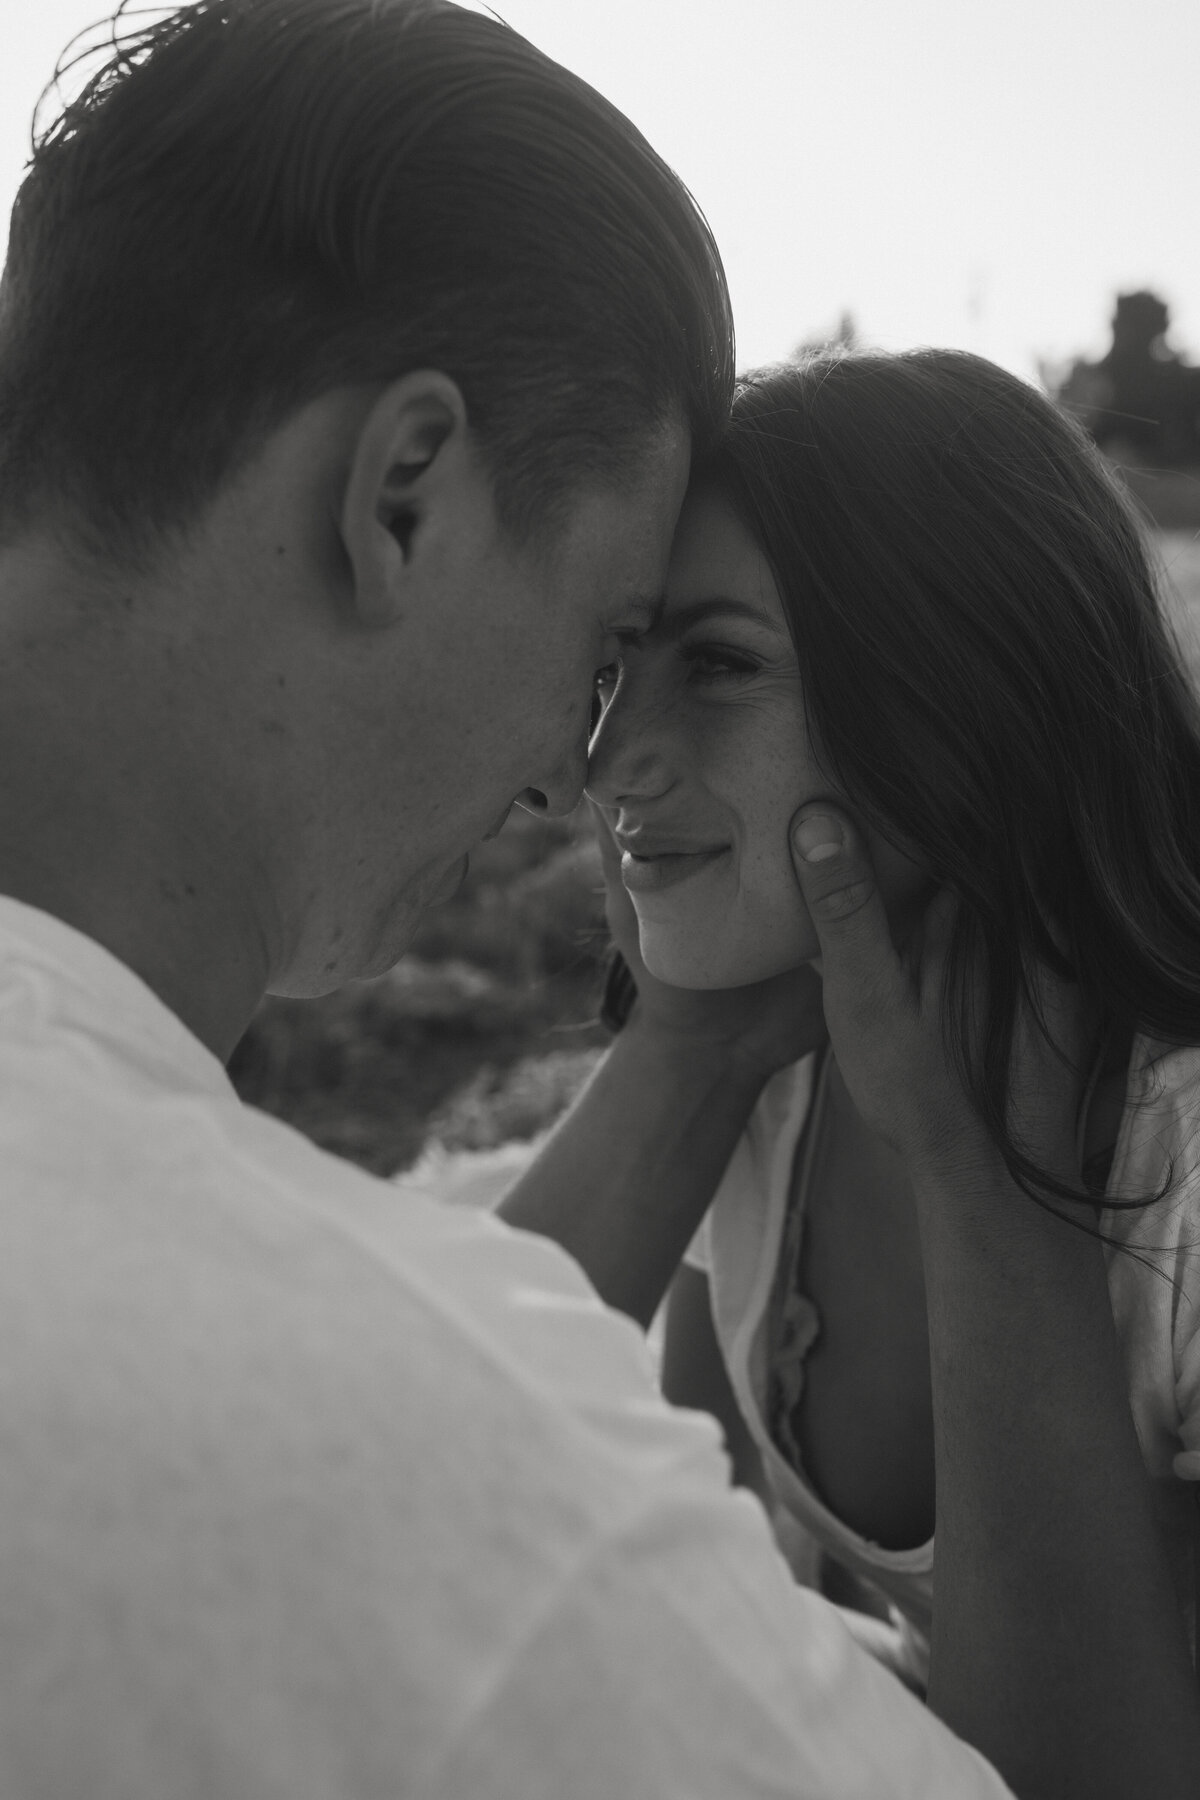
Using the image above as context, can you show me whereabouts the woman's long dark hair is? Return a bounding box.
[709,349,1200,1215]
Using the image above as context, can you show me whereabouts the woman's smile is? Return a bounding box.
[587,478,822,986]
[586,477,930,989]
[619,843,731,894]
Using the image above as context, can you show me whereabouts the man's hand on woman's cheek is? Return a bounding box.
[789,804,978,1168]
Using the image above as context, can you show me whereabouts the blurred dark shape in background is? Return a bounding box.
[228,807,610,1177]
[1050,292,1200,529]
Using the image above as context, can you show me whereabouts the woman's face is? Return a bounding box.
[586,481,930,988]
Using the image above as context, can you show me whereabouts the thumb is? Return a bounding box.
[588,800,641,966]
[789,805,902,1013]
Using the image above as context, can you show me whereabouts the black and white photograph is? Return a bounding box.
[0,3,1197,1794]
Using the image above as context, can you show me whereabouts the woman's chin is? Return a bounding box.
[641,934,818,991]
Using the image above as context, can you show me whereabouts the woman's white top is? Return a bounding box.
[686,1036,1200,1661]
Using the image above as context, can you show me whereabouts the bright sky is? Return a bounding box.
[3,0,1197,384]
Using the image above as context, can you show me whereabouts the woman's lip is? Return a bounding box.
[620,846,729,894]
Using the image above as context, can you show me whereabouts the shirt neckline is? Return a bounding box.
[0,893,234,1099]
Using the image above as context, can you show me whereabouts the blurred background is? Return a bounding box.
[2,0,1198,1176]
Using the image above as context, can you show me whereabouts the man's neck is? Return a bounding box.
[0,854,270,1062]
[0,542,274,1060]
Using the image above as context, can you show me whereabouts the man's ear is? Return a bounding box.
[339,372,473,628]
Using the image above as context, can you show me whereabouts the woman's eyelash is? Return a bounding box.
[680,644,761,680]
[593,641,763,692]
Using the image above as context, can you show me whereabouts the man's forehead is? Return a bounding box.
[616,591,666,633]
[631,410,692,523]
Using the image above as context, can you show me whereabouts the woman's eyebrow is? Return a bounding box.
[658,596,789,640]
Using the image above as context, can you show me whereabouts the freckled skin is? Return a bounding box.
[297,430,692,988]
[588,483,930,989]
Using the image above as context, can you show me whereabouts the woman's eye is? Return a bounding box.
[681,644,760,682]
[593,659,621,691]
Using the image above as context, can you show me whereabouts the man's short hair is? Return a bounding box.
[0,0,734,561]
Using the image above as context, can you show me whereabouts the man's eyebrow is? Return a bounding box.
[656,596,788,641]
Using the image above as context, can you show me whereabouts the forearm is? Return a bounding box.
[499,1017,769,1328]
[916,1157,1200,1799]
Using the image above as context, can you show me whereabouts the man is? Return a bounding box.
[0,3,1011,1793]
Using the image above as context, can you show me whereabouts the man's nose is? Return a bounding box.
[515,732,588,819]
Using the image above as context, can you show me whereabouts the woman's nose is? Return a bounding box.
[585,677,675,808]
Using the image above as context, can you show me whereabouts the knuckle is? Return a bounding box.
[810,875,875,923]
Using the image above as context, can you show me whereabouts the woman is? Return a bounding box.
[501,349,1200,1798]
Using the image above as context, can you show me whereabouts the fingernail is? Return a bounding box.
[794,814,843,862]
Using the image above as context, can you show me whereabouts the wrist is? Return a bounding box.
[909,1145,1108,1279]
[906,1115,1079,1205]
[620,1007,776,1104]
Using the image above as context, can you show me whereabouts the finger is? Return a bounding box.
[912,885,958,981]
[789,806,906,1021]
[586,800,643,970]
[589,798,622,883]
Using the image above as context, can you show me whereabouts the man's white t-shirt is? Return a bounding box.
[0,897,1010,1799]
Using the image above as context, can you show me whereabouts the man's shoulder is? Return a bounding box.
[0,1028,710,1501]
[0,1027,1011,1800]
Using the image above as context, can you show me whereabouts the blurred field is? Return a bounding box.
[228,518,1200,1179]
